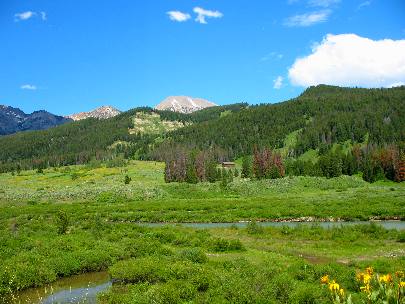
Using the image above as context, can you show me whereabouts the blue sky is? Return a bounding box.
[1,0,404,115]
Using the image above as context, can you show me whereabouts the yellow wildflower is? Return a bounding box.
[321,275,329,284]
[366,267,373,276]
[339,288,345,297]
[329,280,340,292]
[363,273,372,284]
[400,281,405,288]
[379,273,393,284]
[356,272,364,282]
[360,284,371,293]
[395,271,404,278]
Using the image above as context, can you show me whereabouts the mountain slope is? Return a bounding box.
[0,86,404,172]
[0,105,72,136]
[152,85,405,159]
[155,96,217,113]
[0,104,246,172]
[68,106,121,121]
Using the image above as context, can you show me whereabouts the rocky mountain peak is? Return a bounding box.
[155,96,217,114]
[0,105,71,136]
[67,106,121,121]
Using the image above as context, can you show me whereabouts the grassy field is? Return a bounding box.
[0,161,404,303]
[0,161,404,222]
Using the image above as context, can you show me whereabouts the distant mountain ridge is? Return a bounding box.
[155,96,217,114]
[67,106,121,121]
[0,105,72,136]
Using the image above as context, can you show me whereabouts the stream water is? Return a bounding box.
[14,272,111,304]
[140,220,405,230]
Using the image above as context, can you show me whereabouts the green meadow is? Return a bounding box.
[0,161,404,303]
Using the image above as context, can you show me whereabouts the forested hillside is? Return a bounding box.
[0,86,404,173]
[154,85,405,160]
[0,104,247,172]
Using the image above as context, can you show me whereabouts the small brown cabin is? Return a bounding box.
[221,162,236,168]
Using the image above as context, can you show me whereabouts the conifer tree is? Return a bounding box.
[185,163,198,184]
[241,155,252,178]
[205,160,218,183]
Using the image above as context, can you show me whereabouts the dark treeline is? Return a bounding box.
[252,147,285,179]
[285,144,404,182]
[164,143,404,184]
[164,147,229,183]
[164,146,286,184]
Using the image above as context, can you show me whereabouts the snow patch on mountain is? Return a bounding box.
[155,96,216,114]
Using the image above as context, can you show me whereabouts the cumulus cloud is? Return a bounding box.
[273,76,284,89]
[167,11,191,22]
[284,10,330,27]
[21,84,37,90]
[193,7,223,24]
[14,11,36,21]
[14,11,46,22]
[288,34,405,88]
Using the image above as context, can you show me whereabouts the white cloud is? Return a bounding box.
[284,10,330,27]
[14,11,46,22]
[358,1,371,9]
[40,11,47,21]
[193,7,223,24]
[14,11,36,21]
[308,0,340,7]
[21,84,37,90]
[389,82,405,87]
[273,76,284,89]
[167,11,191,22]
[288,34,405,88]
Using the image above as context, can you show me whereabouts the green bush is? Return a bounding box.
[71,172,80,180]
[96,192,125,204]
[109,257,168,283]
[55,210,69,235]
[106,156,128,168]
[397,231,405,243]
[290,281,325,304]
[145,280,197,304]
[178,248,207,263]
[125,238,173,258]
[246,221,264,234]
[271,273,295,303]
[208,238,245,252]
[124,175,132,184]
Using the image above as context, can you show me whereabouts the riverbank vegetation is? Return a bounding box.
[1,218,404,303]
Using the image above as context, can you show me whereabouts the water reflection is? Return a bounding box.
[15,272,111,304]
